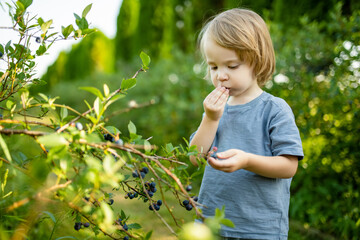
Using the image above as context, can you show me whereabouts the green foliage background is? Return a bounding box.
[4,0,360,239]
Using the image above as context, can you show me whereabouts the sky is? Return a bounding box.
[0,0,123,76]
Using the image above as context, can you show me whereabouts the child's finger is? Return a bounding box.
[207,87,228,105]
[216,149,237,159]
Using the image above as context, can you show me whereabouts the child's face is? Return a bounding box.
[203,35,260,104]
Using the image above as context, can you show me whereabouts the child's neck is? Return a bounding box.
[227,87,263,106]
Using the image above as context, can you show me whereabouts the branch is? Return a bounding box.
[0,128,46,136]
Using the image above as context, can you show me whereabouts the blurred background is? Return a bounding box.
[3,0,360,239]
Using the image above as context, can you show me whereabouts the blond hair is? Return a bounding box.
[198,8,275,86]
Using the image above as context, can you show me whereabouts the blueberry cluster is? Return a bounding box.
[144,181,157,197]
[104,133,115,142]
[126,191,139,199]
[149,200,162,211]
[74,221,90,231]
[103,133,124,145]
[132,167,149,179]
[182,196,198,211]
[117,218,129,231]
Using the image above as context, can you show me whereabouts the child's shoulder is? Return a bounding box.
[261,92,293,114]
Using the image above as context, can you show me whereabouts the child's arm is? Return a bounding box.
[208,149,298,178]
[189,86,229,166]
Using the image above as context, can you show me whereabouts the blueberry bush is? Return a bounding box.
[0,1,232,239]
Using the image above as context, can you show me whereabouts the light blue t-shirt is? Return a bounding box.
[191,91,304,239]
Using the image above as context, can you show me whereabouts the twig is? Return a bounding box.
[104,99,156,121]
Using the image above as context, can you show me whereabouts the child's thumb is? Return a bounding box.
[217,149,236,159]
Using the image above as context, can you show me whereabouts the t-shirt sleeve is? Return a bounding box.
[269,101,304,160]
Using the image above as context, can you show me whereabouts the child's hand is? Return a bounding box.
[203,85,229,121]
[207,149,249,172]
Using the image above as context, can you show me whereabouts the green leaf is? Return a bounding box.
[220,218,235,228]
[41,19,53,34]
[144,140,151,154]
[6,100,14,110]
[42,211,56,223]
[38,133,68,148]
[37,17,44,26]
[93,97,103,118]
[76,17,88,30]
[36,44,47,56]
[128,121,136,134]
[73,13,81,21]
[60,107,68,120]
[79,86,104,100]
[38,93,48,102]
[127,223,142,229]
[5,41,12,53]
[0,134,12,162]
[82,3,92,18]
[103,84,110,97]
[144,230,153,240]
[165,143,174,153]
[140,51,151,69]
[105,126,121,135]
[120,78,136,91]
[61,24,74,39]
[19,0,32,9]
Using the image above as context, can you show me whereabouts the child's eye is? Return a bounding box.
[228,65,239,69]
[210,66,217,70]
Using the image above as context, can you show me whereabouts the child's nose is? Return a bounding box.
[217,70,229,81]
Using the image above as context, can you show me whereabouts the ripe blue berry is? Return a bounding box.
[83,222,90,228]
[186,204,193,211]
[150,182,156,188]
[35,36,41,43]
[0,52,3,58]
[74,222,82,231]
[123,224,128,231]
[104,133,115,142]
[186,185,192,192]
[192,196,199,202]
[154,204,160,211]
[141,167,149,174]
[132,171,139,178]
[147,191,154,197]
[183,200,189,206]
[157,200,162,206]
[108,199,114,205]
[140,172,146,179]
[124,236,129,240]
